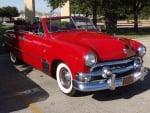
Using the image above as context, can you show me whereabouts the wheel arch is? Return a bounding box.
[51,59,63,78]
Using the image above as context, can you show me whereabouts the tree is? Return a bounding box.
[70,0,127,34]
[45,0,150,34]
[45,0,102,26]
[44,0,68,11]
[0,6,19,22]
[4,6,19,21]
[71,0,92,17]
[71,0,101,26]
[0,7,6,22]
[125,0,150,31]
[101,0,127,34]
[141,6,150,19]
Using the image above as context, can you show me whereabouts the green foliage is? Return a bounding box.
[0,25,13,54]
[71,0,92,17]
[0,6,19,22]
[101,0,127,34]
[140,6,150,19]
[123,0,150,31]
[0,7,6,19]
[44,0,68,10]
[71,0,102,26]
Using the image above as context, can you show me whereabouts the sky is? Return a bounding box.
[0,0,54,13]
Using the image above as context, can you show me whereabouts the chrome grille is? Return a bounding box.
[91,57,141,77]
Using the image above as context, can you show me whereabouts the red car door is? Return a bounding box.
[23,24,45,70]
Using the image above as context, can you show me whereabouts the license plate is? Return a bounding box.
[123,76,134,85]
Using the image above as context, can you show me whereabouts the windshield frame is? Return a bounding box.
[46,16,97,33]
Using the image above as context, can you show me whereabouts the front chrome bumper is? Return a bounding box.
[73,67,148,92]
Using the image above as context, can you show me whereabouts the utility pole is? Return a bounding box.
[24,0,35,23]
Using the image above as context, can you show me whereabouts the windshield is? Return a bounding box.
[46,17,97,33]
[72,17,96,30]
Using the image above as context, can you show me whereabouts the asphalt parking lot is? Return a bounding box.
[0,37,150,113]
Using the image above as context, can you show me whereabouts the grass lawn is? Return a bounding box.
[0,24,14,54]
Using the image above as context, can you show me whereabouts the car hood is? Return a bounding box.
[52,30,136,61]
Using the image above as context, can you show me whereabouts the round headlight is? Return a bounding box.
[138,45,146,57]
[84,53,97,67]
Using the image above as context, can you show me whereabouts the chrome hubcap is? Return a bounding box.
[59,67,71,89]
[10,52,16,63]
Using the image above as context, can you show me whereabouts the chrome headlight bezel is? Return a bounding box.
[138,45,146,57]
[84,52,97,67]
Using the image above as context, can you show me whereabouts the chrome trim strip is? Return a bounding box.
[91,57,137,71]
[77,65,134,77]
[111,65,134,74]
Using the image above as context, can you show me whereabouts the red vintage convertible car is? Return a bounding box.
[5,16,148,96]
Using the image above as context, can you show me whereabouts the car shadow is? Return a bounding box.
[0,54,49,113]
[92,67,150,101]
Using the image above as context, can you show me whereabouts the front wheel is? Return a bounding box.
[56,63,77,96]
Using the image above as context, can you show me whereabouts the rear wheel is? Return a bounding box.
[10,51,17,63]
[56,63,76,96]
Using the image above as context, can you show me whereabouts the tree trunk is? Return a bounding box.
[133,10,139,32]
[105,14,117,35]
[92,0,97,27]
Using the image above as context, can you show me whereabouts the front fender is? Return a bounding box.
[45,39,91,79]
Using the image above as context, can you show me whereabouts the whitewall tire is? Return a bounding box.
[56,63,76,96]
[10,51,17,63]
